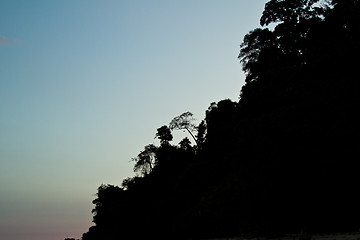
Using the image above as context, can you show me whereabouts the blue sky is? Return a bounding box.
[0,1,268,239]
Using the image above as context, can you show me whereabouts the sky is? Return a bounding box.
[0,1,268,239]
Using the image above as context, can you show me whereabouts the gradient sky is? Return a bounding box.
[0,1,268,239]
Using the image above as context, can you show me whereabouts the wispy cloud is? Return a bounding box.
[0,36,20,45]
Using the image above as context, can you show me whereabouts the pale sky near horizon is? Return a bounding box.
[0,1,268,239]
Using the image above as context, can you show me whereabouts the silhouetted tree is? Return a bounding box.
[178,137,192,151]
[169,112,198,143]
[260,0,326,26]
[155,125,173,145]
[132,144,157,176]
[196,120,207,147]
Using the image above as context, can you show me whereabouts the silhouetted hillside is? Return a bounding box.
[81,1,360,239]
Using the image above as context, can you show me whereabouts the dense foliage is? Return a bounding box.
[81,1,360,239]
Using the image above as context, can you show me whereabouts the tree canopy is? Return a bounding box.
[169,111,198,143]
[80,1,360,239]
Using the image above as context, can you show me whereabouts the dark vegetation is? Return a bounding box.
[80,1,360,239]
